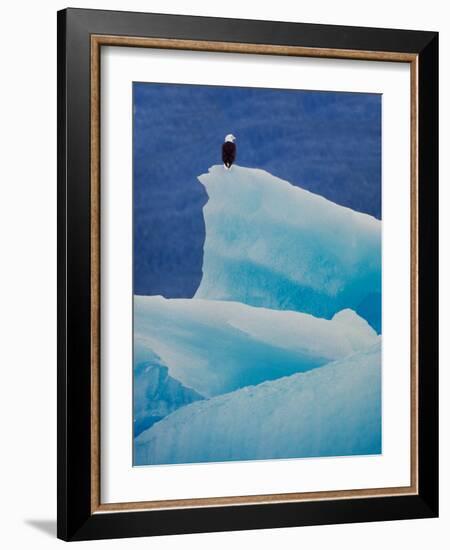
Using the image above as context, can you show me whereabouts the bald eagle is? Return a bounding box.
[222,134,236,169]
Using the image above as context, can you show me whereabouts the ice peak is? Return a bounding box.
[195,165,382,333]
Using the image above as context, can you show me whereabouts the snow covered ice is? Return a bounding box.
[135,343,382,465]
[134,350,204,437]
[133,165,382,465]
[134,295,379,398]
[195,165,381,333]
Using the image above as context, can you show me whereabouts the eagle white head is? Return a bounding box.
[225,134,236,143]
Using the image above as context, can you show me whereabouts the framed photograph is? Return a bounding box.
[57,8,438,541]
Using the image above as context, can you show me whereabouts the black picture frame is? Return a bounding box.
[57,7,438,541]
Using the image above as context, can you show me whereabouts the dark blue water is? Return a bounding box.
[133,83,381,298]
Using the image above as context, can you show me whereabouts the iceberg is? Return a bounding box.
[135,342,382,465]
[134,295,379,398]
[194,166,381,333]
[133,165,383,465]
[134,350,204,437]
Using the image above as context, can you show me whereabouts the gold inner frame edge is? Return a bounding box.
[90,34,419,514]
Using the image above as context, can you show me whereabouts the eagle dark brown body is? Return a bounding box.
[222,135,236,168]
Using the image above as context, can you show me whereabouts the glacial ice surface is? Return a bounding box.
[134,350,204,437]
[134,295,379,398]
[135,342,382,465]
[133,165,383,465]
[194,165,381,333]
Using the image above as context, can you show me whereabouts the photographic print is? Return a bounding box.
[58,12,438,539]
[132,82,382,466]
